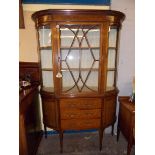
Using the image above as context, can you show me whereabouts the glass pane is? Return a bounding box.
[60,28,76,47]
[39,25,51,47]
[86,29,100,47]
[60,24,100,93]
[107,71,115,87]
[108,49,116,68]
[42,71,54,88]
[81,49,94,68]
[61,49,79,69]
[62,71,77,92]
[61,71,98,92]
[85,71,98,91]
[109,28,117,47]
[60,26,100,47]
[41,49,52,69]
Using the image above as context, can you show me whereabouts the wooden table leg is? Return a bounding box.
[44,124,47,139]
[117,126,120,141]
[99,128,104,151]
[111,115,117,136]
[59,130,64,153]
[127,142,132,155]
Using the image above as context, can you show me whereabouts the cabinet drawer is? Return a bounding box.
[61,119,100,130]
[61,109,101,119]
[60,98,101,109]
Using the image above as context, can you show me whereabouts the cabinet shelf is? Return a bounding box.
[42,86,115,93]
[61,68,99,71]
[39,46,101,50]
[42,68,53,71]
[39,47,117,50]
[107,68,116,71]
[42,68,99,72]
[106,86,115,91]
[40,46,51,50]
[108,47,117,50]
[61,46,100,50]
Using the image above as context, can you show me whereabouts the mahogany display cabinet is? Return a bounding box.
[32,9,125,152]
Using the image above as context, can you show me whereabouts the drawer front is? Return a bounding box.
[60,98,101,109]
[61,109,101,119]
[61,119,100,130]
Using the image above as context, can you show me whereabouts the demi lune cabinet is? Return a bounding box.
[32,9,125,152]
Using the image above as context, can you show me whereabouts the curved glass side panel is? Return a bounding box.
[39,25,51,47]
[108,49,116,69]
[109,28,117,48]
[106,71,115,90]
[41,49,53,69]
[106,28,118,91]
[38,25,54,91]
[42,71,54,88]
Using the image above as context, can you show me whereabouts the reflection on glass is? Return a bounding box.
[39,25,51,47]
[61,49,79,69]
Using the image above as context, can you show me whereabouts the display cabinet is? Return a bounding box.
[32,9,125,152]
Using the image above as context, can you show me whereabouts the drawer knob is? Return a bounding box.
[69,114,75,118]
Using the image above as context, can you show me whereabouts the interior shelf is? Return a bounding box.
[40,46,116,50]
[42,86,115,93]
[106,86,115,91]
[42,68,53,71]
[107,68,116,71]
[108,47,117,50]
[61,68,99,71]
[60,46,100,50]
[42,87,54,93]
[40,46,52,50]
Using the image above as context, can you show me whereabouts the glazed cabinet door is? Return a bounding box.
[55,23,109,95]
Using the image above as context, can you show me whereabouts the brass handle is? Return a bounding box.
[56,72,62,78]
[56,56,62,78]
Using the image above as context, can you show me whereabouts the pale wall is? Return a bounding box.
[109,0,135,134]
[111,0,135,96]
[19,11,38,62]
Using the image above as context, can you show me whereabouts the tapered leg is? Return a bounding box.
[44,124,47,138]
[112,116,117,136]
[127,143,132,155]
[111,123,114,136]
[99,128,104,151]
[59,130,63,153]
[117,126,120,141]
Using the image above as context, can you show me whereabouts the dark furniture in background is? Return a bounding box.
[19,62,41,83]
[19,62,42,155]
[117,96,135,155]
[32,9,125,153]
[19,0,25,29]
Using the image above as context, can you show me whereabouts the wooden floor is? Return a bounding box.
[37,131,135,155]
